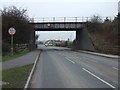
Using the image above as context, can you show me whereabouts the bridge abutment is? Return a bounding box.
[76,29,95,51]
[29,29,36,50]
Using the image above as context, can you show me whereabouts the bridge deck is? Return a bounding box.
[31,22,86,31]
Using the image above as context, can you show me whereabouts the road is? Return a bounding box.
[30,45,118,89]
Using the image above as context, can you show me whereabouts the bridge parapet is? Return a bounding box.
[29,17,112,30]
[29,17,87,30]
[33,22,85,30]
[29,17,113,23]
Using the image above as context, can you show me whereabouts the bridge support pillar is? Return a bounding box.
[29,30,36,50]
[76,28,95,51]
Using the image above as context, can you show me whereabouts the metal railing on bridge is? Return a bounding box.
[29,17,113,29]
[29,17,88,23]
[29,17,113,23]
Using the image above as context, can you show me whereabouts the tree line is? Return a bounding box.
[1,6,33,54]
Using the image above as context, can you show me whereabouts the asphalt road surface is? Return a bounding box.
[30,45,118,89]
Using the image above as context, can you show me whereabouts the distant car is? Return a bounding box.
[45,44,47,47]
[45,43,48,46]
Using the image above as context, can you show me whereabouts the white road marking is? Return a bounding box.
[82,68,116,89]
[24,54,39,89]
[112,67,118,70]
[65,57,75,64]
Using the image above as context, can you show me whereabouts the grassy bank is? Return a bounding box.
[88,33,119,55]
[2,64,33,88]
[1,49,30,62]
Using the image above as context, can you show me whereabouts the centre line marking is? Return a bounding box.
[65,57,75,64]
[82,68,116,89]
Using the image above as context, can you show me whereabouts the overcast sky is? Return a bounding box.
[36,31,76,41]
[1,0,119,17]
[1,0,119,41]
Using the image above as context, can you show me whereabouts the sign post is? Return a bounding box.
[8,27,16,55]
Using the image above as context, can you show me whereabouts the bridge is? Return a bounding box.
[29,17,95,51]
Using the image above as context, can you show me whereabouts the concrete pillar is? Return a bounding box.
[29,29,36,50]
[76,28,95,51]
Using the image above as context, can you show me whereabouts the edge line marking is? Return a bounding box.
[82,68,116,88]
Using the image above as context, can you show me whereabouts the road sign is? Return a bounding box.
[8,27,16,35]
[8,27,16,55]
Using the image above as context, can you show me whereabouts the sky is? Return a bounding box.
[118,1,120,13]
[1,0,119,17]
[36,31,76,41]
[0,0,119,41]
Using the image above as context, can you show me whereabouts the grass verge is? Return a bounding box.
[2,64,33,88]
[1,49,30,62]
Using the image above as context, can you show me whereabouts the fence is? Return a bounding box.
[14,44,29,52]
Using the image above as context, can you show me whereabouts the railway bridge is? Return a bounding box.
[29,17,95,51]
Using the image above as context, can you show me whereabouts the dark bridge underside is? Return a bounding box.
[30,22,95,51]
[31,22,86,31]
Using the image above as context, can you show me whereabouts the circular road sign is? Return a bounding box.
[8,27,16,35]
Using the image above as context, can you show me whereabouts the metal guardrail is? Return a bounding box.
[29,17,113,23]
